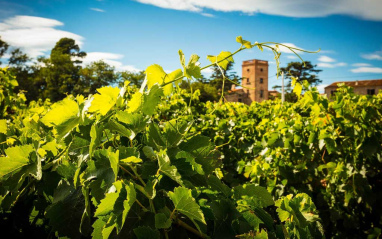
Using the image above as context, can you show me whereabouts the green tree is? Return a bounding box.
[119,70,145,87]
[180,80,219,102]
[279,61,322,89]
[0,36,9,65]
[79,60,120,95]
[209,62,241,92]
[37,38,86,101]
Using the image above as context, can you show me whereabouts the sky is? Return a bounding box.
[0,0,382,92]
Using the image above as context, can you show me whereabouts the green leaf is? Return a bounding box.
[145,64,166,89]
[0,144,34,178]
[179,50,202,79]
[236,36,253,49]
[234,184,274,208]
[207,51,234,70]
[163,69,183,96]
[94,191,119,217]
[88,86,120,116]
[116,111,147,134]
[90,123,103,158]
[133,226,160,239]
[127,92,143,113]
[0,119,7,134]
[105,119,135,140]
[176,150,204,175]
[207,175,231,197]
[41,97,80,139]
[142,84,164,115]
[120,156,142,164]
[169,187,206,225]
[155,213,172,229]
[158,151,184,186]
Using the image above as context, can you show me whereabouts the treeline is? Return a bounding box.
[0,36,242,103]
[0,37,146,102]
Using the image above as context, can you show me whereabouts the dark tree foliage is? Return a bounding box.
[119,70,145,87]
[0,37,9,65]
[209,61,241,92]
[279,61,322,88]
[79,60,120,95]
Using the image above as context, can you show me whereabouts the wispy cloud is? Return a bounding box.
[317,62,347,68]
[361,51,382,60]
[133,0,382,21]
[351,67,382,73]
[0,15,83,57]
[82,52,140,72]
[318,55,335,62]
[352,63,371,67]
[90,8,105,12]
[200,12,215,17]
[286,55,298,59]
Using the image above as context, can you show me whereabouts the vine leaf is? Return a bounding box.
[179,50,202,79]
[88,86,120,116]
[133,226,160,239]
[41,97,80,140]
[207,51,234,70]
[0,144,34,178]
[158,151,184,186]
[169,187,206,230]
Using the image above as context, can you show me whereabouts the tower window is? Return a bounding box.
[260,78,263,83]
[260,68,263,72]
[247,78,249,83]
[260,90,264,98]
[247,68,250,72]
[238,98,242,102]
[367,89,375,95]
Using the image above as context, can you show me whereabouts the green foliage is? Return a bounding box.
[0,37,326,238]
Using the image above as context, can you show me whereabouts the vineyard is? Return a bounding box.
[0,38,381,239]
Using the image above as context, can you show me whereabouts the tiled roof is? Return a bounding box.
[228,89,244,93]
[325,79,382,88]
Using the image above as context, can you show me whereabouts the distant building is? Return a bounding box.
[226,59,269,104]
[324,79,382,98]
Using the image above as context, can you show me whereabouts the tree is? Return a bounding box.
[180,80,219,102]
[119,70,145,87]
[37,38,86,101]
[0,36,9,65]
[209,62,241,92]
[278,61,322,89]
[79,60,120,95]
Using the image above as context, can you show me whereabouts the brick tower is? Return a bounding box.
[241,59,269,103]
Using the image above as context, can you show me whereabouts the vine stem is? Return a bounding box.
[170,209,207,238]
[135,199,149,212]
[175,218,207,238]
[119,165,136,179]
[129,165,146,187]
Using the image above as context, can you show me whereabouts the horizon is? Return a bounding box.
[1,0,381,93]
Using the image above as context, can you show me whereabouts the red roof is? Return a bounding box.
[325,79,382,88]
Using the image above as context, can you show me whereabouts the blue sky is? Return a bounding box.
[0,0,381,92]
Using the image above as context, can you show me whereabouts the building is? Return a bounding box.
[324,79,382,98]
[226,59,269,104]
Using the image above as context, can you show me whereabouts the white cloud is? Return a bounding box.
[318,55,335,62]
[201,67,214,74]
[352,63,371,67]
[0,15,83,57]
[81,52,141,72]
[286,55,298,59]
[316,84,328,93]
[351,67,382,73]
[200,12,215,17]
[270,43,305,54]
[90,8,105,12]
[317,62,347,68]
[361,51,382,60]
[133,0,382,21]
